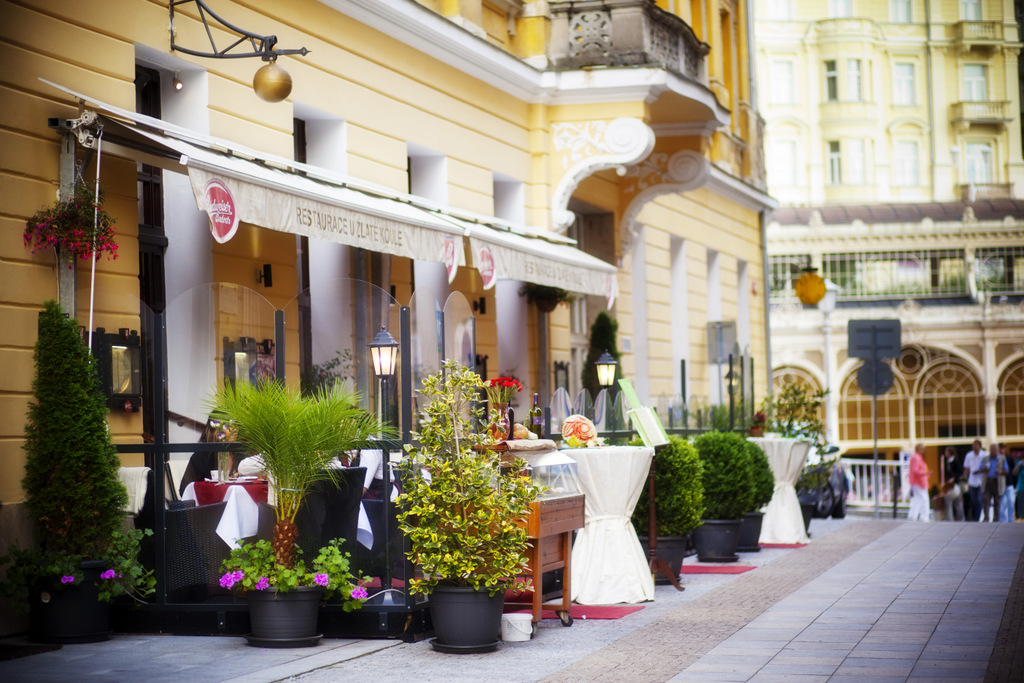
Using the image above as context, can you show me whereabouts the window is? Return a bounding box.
[828,140,842,184]
[770,61,796,104]
[963,65,987,101]
[825,60,838,101]
[891,0,911,22]
[766,0,792,19]
[829,0,852,18]
[965,142,992,183]
[961,0,981,20]
[847,59,862,101]
[893,141,919,186]
[771,140,798,186]
[976,247,1024,294]
[847,139,865,184]
[893,63,915,105]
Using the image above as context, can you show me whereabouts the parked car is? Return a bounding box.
[798,445,847,519]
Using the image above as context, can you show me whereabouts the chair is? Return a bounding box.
[164,501,231,603]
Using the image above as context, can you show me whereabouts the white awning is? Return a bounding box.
[43,80,618,300]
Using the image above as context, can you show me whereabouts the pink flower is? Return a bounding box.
[562,414,597,445]
[219,570,244,589]
[351,586,368,600]
[60,575,75,584]
[255,577,270,591]
[313,573,329,587]
[100,569,116,580]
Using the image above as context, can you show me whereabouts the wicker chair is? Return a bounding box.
[164,501,230,603]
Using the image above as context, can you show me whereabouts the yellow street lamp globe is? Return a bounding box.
[253,61,292,103]
[795,269,826,306]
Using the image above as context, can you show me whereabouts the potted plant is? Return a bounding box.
[690,431,756,562]
[631,436,704,582]
[396,360,540,653]
[0,300,153,643]
[519,282,572,313]
[748,411,767,437]
[24,184,118,263]
[737,440,774,552]
[208,379,380,647]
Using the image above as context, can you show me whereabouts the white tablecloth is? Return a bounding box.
[752,438,812,544]
[567,445,655,604]
[181,482,375,550]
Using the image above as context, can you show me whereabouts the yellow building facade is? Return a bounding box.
[0,0,771,629]
[756,0,1024,495]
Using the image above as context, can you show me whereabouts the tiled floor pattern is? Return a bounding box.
[670,522,1024,682]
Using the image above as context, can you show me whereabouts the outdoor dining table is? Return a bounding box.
[751,437,812,544]
[181,481,267,548]
[566,445,655,604]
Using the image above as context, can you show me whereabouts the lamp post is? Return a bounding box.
[368,326,399,604]
[818,280,839,445]
[596,350,617,434]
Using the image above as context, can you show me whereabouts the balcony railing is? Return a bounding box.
[549,0,707,82]
[954,20,1003,49]
[958,182,1013,201]
[951,100,1012,128]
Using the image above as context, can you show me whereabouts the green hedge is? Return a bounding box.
[632,436,704,537]
[692,430,755,520]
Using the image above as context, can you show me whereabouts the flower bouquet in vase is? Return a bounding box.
[485,376,522,441]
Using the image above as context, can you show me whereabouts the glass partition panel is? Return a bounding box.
[549,386,572,438]
[443,290,475,371]
[407,287,443,429]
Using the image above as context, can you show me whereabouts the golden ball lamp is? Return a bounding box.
[794,269,826,306]
[253,62,292,103]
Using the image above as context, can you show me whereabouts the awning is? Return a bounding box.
[44,80,617,301]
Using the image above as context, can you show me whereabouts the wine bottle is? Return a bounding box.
[529,392,543,437]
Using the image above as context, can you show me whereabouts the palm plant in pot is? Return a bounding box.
[690,431,756,563]
[208,379,379,647]
[395,360,540,653]
[0,301,154,643]
[632,436,704,583]
[737,440,774,552]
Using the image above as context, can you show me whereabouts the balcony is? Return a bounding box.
[950,101,1012,131]
[957,183,1013,201]
[954,21,1003,52]
[548,0,707,83]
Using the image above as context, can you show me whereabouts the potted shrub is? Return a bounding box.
[690,431,756,563]
[208,379,380,647]
[395,360,540,653]
[632,436,704,583]
[737,440,774,552]
[0,300,153,643]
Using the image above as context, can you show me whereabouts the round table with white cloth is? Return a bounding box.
[751,437,812,545]
[566,445,655,604]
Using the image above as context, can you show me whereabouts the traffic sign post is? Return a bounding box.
[848,320,902,519]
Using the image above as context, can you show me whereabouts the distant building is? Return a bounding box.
[756,0,1024,470]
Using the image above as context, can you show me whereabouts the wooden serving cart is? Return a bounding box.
[489,439,585,626]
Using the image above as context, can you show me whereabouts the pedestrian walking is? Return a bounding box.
[908,443,931,522]
[964,440,988,521]
[981,443,1008,522]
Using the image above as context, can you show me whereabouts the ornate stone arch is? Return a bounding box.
[550,118,655,231]
[838,361,910,444]
[996,357,1024,439]
[619,150,711,255]
[913,357,985,441]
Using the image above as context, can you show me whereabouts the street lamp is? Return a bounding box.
[369,326,399,379]
[819,279,839,444]
[596,350,617,389]
[367,325,399,605]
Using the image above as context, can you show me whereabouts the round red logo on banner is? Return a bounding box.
[443,238,458,283]
[204,179,239,243]
[478,246,496,290]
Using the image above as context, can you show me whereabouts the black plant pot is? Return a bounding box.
[639,535,689,584]
[245,586,323,648]
[692,519,742,563]
[800,502,814,537]
[737,512,764,553]
[29,560,111,644]
[429,585,503,654]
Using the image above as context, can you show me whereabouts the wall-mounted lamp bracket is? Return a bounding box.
[170,0,310,61]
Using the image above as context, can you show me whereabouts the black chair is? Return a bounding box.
[164,501,231,603]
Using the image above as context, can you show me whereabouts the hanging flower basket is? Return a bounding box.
[24,185,118,265]
[520,283,571,313]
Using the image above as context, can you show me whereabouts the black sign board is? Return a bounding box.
[848,319,902,360]
[857,359,895,396]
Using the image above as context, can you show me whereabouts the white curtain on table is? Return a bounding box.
[569,446,655,604]
[755,438,812,545]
